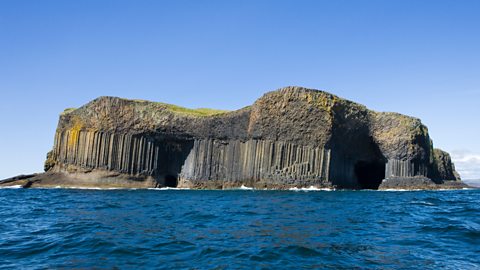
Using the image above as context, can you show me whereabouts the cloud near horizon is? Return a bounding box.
[450,150,480,182]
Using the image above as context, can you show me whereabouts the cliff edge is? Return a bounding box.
[1,86,468,190]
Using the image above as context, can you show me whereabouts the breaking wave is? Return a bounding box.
[0,185,22,189]
[289,186,334,191]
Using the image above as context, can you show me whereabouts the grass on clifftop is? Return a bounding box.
[133,99,230,116]
[162,103,229,116]
[60,98,230,117]
[61,108,77,115]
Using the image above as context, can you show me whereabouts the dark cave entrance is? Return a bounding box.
[354,161,385,190]
[150,138,195,188]
[164,174,178,188]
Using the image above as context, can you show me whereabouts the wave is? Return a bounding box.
[0,185,23,189]
[2,185,475,192]
[34,186,132,190]
[147,187,190,190]
[289,186,334,191]
[381,189,423,192]
[55,186,124,190]
[27,186,190,191]
[40,186,190,191]
[410,200,436,206]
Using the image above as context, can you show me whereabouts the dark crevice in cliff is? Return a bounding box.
[152,138,193,188]
[354,160,385,190]
[163,174,178,187]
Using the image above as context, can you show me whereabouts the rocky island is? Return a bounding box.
[1,87,468,190]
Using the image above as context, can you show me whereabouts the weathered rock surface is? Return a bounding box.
[0,86,468,190]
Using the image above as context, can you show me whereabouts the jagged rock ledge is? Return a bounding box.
[0,86,471,190]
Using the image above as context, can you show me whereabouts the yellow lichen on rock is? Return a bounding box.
[67,117,84,149]
[303,91,337,114]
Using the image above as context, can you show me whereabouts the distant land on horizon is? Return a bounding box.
[463,179,480,188]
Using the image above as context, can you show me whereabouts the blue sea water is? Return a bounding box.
[0,188,479,269]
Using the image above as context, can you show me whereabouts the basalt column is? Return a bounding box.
[384,159,428,179]
[52,130,193,186]
[178,139,331,189]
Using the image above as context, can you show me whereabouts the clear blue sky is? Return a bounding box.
[1,0,479,180]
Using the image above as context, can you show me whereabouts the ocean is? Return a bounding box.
[1,188,479,269]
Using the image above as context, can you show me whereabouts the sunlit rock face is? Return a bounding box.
[38,86,462,189]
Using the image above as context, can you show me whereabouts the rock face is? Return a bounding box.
[2,86,466,189]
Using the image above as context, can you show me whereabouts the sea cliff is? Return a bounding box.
[1,87,468,190]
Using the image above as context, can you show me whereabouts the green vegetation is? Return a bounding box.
[131,98,229,116]
[163,104,230,116]
[61,108,77,115]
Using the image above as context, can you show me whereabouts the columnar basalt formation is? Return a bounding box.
[2,86,466,189]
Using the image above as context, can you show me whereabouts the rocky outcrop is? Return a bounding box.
[431,149,461,181]
[1,86,467,189]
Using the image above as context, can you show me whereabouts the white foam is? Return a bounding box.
[382,188,473,192]
[239,185,254,190]
[0,185,23,189]
[28,186,188,191]
[289,186,334,191]
[436,188,473,191]
[70,187,121,190]
[147,187,190,190]
[39,186,124,190]
[381,189,423,192]
[411,200,435,206]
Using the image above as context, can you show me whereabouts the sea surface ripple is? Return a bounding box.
[0,188,479,269]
